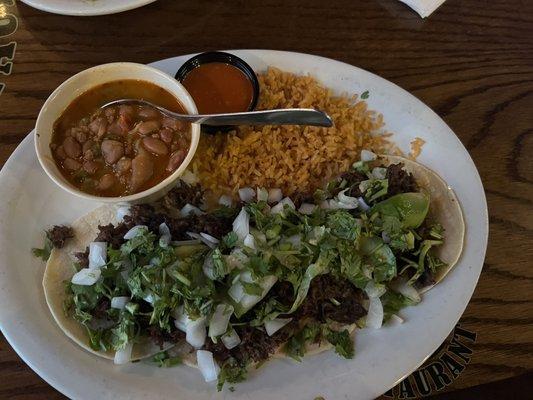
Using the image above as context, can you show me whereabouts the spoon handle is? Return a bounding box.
[172,108,333,127]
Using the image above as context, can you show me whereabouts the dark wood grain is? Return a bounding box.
[0,0,532,398]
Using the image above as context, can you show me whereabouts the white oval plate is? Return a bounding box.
[19,0,156,16]
[0,50,488,400]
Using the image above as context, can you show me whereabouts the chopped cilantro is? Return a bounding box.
[324,328,354,359]
[217,357,247,391]
[361,90,370,99]
[32,236,53,261]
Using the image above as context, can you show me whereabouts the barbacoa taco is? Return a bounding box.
[41,153,464,390]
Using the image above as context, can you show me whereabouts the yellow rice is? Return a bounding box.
[192,67,394,198]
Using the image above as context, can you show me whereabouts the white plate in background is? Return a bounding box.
[19,0,157,16]
[0,50,488,400]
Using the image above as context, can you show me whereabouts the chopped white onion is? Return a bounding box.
[267,188,283,203]
[187,232,217,249]
[173,306,188,332]
[88,242,107,269]
[389,314,405,325]
[298,203,316,215]
[196,350,220,383]
[113,342,133,365]
[180,203,203,217]
[238,187,255,203]
[203,256,215,280]
[320,200,332,209]
[232,208,250,241]
[123,225,147,240]
[338,189,359,208]
[357,197,370,211]
[181,170,199,185]
[71,268,101,286]
[218,195,233,207]
[159,223,171,247]
[143,293,155,304]
[243,233,256,250]
[366,296,384,329]
[365,281,386,298]
[285,234,302,249]
[221,328,241,350]
[372,167,387,180]
[208,304,233,337]
[264,318,292,336]
[225,248,248,270]
[111,296,130,310]
[239,275,277,311]
[200,232,219,245]
[186,316,207,348]
[361,149,377,162]
[271,197,295,214]
[256,187,269,202]
[172,239,201,246]
[116,206,130,222]
[390,279,421,303]
[228,281,245,303]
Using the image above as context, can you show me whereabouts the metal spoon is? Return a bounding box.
[102,99,333,127]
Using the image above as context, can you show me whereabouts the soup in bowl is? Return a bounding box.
[35,63,200,204]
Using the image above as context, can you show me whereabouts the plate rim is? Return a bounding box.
[0,49,488,399]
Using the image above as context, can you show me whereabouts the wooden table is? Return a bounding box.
[1,0,532,398]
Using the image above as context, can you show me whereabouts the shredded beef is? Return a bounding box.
[266,281,294,307]
[161,184,204,212]
[148,324,186,349]
[91,297,110,319]
[75,248,89,267]
[340,170,367,197]
[94,222,130,249]
[386,163,417,196]
[46,225,74,249]
[297,275,367,324]
[205,323,295,364]
[204,338,232,362]
[232,324,294,364]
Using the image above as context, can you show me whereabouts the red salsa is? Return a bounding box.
[182,62,254,114]
[50,80,191,197]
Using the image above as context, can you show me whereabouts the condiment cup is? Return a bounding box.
[35,62,201,204]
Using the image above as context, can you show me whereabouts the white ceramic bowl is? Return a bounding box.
[35,62,200,204]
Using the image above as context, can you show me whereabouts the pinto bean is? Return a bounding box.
[119,105,134,117]
[159,128,173,144]
[83,160,100,175]
[138,107,160,119]
[82,140,94,154]
[162,117,186,131]
[84,149,95,161]
[107,122,123,136]
[89,117,108,137]
[74,128,88,144]
[142,137,168,155]
[101,140,124,164]
[97,174,116,191]
[55,145,67,160]
[64,157,81,171]
[115,157,132,174]
[131,152,154,191]
[166,150,186,172]
[63,137,81,158]
[137,120,161,135]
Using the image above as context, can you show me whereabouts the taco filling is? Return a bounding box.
[40,153,463,390]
